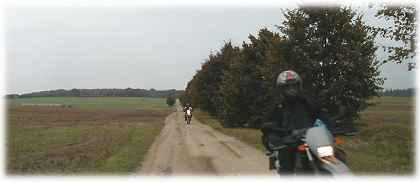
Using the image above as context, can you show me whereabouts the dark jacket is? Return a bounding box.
[261,95,334,148]
[279,95,332,130]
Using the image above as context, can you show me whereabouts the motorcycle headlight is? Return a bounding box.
[317,146,334,157]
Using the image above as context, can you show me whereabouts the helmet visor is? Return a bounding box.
[281,83,300,97]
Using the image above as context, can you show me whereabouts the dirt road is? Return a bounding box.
[138,101,275,176]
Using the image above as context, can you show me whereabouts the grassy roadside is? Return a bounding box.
[195,111,265,151]
[97,120,164,173]
[194,96,415,175]
[7,97,172,174]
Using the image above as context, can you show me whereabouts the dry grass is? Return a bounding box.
[340,97,415,175]
[7,106,171,175]
[194,111,265,151]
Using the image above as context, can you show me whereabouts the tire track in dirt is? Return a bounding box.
[137,100,275,176]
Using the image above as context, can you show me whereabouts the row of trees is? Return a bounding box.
[181,7,385,128]
[381,88,415,97]
[12,88,182,98]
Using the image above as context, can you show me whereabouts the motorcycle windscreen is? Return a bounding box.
[305,126,334,157]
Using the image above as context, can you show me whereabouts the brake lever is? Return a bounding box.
[291,128,307,137]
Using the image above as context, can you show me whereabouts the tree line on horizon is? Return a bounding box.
[6,88,183,99]
[179,6,414,128]
[380,88,415,97]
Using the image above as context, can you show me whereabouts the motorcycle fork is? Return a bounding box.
[304,144,320,174]
[269,153,276,170]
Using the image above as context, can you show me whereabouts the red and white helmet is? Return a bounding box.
[276,70,301,86]
[276,70,303,97]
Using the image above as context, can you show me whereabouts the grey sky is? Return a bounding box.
[5,4,416,94]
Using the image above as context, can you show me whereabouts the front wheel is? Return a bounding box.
[187,115,192,124]
[319,158,352,175]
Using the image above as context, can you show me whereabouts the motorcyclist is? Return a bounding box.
[183,103,193,122]
[261,70,337,174]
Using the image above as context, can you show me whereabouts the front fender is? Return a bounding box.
[320,159,352,175]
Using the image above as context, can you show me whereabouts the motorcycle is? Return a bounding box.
[186,109,192,125]
[264,122,353,175]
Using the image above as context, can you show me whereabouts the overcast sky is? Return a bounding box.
[5,2,416,94]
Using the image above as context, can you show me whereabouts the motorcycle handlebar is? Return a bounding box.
[331,128,357,136]
[291,128,308,137]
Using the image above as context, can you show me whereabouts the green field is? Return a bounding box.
[7,97,168,109]
[342,96,415,174]
[195,96,415,175]
[7,97,172,174]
